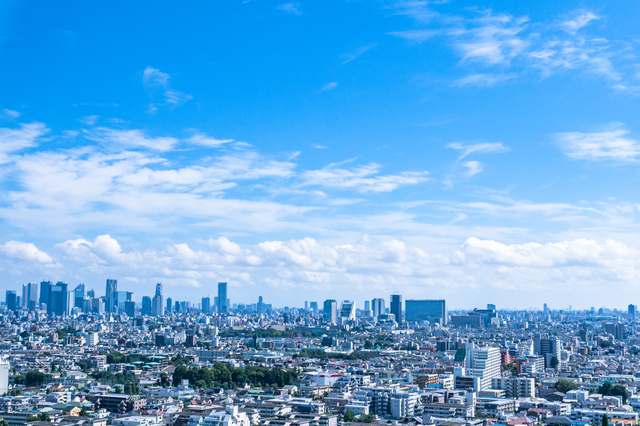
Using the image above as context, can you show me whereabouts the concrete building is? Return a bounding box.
[465,344,501,391]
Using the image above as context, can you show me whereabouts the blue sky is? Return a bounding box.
[1,0,640,309]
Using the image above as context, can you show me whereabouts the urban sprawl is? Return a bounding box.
[0,280,637,426]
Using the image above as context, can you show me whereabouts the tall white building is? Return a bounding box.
[0,359,9,395]
[465,343,501,391]
[340,300,356,321]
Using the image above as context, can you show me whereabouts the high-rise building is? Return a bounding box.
[534,334,562,369]
[339,300,356,321]
[141,296,152,316]
[152,283,164,317]
[364,300,370,311]
[372,298,385,318]
[257,296,264,313]
[5,291,17,312]
[629,304,637,318]
[74,284,86,311]
[39,281,52,309]
[217,282,228,314]
[22,282,38,311]
[105,279,117,313]
[390,294,402,323]
[0,360,9,396]
[166,297,173,313]
[465,343,501,391]
[405,299,447,325]
[124,301,136,317]
[202,297,211,314]
[48,282,70,316]
[309,301,318,311]
[323,299,337,324]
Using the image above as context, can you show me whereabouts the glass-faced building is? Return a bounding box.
[405,299,447,325]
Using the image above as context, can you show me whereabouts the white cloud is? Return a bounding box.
[341,44,378,64]
[2,109,20,119]
[89,127,179,151]
[0,122,48,154]
[320,82,338,91]
[560,10,600,34]
[387,30,438,43]
[82,115,100,126]
[555,126,640,161]
[187,133,233,148]
[453,73,515,87]
[142,66,192,109]
[0,241,53,263]
[301,161,430,193]
[446,141,510,160]
[463,161,483,176]
[278,3,301,15]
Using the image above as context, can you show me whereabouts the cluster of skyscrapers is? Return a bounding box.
[321,296,447,325]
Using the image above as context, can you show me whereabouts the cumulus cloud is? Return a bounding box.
[0,241,53,263]
[555,125,640,161]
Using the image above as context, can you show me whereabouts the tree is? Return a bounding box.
[1,419,9,426]
[602,414,609,426]
[343,410,356,422]
[359,414,376,423]
[598,381,630,403]
[115,385,122,394]
[26,371,47,386]
[79,406,88,417]
[550,356,559,369]
[555,379,579,394]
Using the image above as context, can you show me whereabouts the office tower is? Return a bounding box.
[257,296,264,313]
[372,298,385,318]
[405,299,447,325]
[48,282,70,316]
[534,334,562,369]
[202,297,211,314]
[604,323,625,341]
[141,296,152,316]
[323,299,337,324]
[22,282,38,311]
[152,283,164,317]
[74,284,86,311]
[124,301,136,317]
[5,291,17,312]
[39,281,52,308]
[364,300,370,311]
[174,300,180,312]
[543,303,548,314]
[166,297,173,313]
[310,301,318,311]
[339,300,356,321]
[217,282,228,314]
[629,304,637,318]
[305,301,309,311]
[465,343,501,391]
[92,298,105,314]
[487,303,496,311]
[390,294,402,323]
[105,279,117,313]
[87,289,95,298]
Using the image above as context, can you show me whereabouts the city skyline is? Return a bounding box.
[2,2,640,308]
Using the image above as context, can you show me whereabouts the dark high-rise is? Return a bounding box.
[217,282,228,314]
[5,291,17,312]
[202,296,211,314]
[49,282,69,316]
[74,284,86,311]
[105,278,117,313]
[141,296,152,316]
[390,294,402,323]
[39,281,52,308]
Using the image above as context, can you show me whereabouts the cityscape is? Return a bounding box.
[3,1,640,426]
[1,279,639,426]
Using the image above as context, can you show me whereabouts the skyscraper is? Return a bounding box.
[105,279,117,313]
[202,296,211,314]
[339,300,356,321]
[141,296,152,316]
[372,298,385,318]
[152,283,164,317]
[166,297,173,313]
[5,291,17,312]
[257,296,264,313]
[39,281,52,309]
[390,294,402,323]
[323,299,337,324]
[405,299,447,325]
[22,282,38,311]
[217,282,228,314]
[74,284,86,311]
[48,282,70,316]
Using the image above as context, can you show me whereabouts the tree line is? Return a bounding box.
[172,363,299,388]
